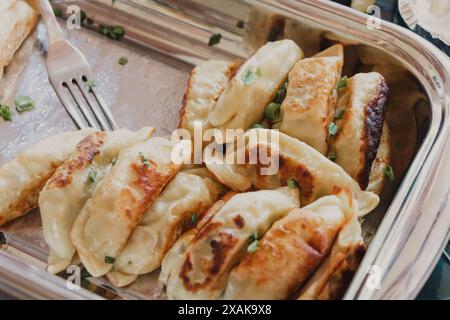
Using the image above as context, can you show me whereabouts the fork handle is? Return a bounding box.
[37,0,65,44]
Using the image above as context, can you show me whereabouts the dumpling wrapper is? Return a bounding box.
[0,0,38,79]
[71,137,182,277]
[159,192,235,289]
[39,127,154,274]
[208,40,303,132]
[0,129,95,226]
[329,72,388,189]
[205,128,379,216]
[278,44,344,154]
[179,60,236,136]
[165,187,300,300]
[107,170,225,287]
[223,188,356,300]
[367,123,390,195]
[298,214,366,300]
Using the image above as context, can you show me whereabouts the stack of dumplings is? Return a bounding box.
[0,37,392,300]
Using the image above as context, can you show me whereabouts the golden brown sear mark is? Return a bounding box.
[46,132,105,189]
[359,79,389,190]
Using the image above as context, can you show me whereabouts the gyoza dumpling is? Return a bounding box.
[277,45,344,154]
[298,214,366,300]
[0,0,38,79]
[39,127,155,274]
[223,188,355,300]
[367,123,390,194]
[208,40,303,131]
[159,192,235,289]
[179,60,236,136]
[71,137,182,277]
[107,169,226,287]
[329,72,388,189]
[165,187,300,300]
[0,129,95,226]
[205,128,379,215]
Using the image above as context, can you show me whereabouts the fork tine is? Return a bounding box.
[54,83,89,129]
[64,82,101,129]
[75,78,115,131]
[91,88,119,130]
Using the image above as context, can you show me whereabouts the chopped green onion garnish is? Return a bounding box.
[264,102,280,121]
[249,231,258,244]
[15,96,35,113]
[0,105,12,121]
[328,122,338,136]
[111,157,118,166]
[247,231,259,252]
[85,80,96,91]
[247,239,258,253]
[287,178,299,189]
[118,56,128,65]
[0,232,6,245]
[243,68,262,86]
[104,256,115,264]
[53,7,63,17]
[250,123,264,129]
[191,213,199,226]
[139,152,152,168]
[337,76,348,89]
[274,81,288,104]
[384,165,395,181]
[208,33,222,46]
[236,20,244,28]
[88,169,97,183]
[112,0,117,5]
[99,25,125,40]
[327,152,337,161]
[335,109,345,120]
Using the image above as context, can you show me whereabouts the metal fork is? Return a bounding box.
[37,0,118,130]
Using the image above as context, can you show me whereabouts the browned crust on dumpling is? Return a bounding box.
[0,169,54,226]
[46,132,105,189]
[128,160,178,223]
[249,145,316,202]
[230,212,332,299]
[316,242,366,300]
[359,79,389,189]
[180,222,237,292]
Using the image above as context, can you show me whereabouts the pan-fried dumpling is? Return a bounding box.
[367,123,390,194]
[39,127,155,274]
[208,40,303,131]
[298,214,366,300]
[0,0,38,79]
[179,60,235,136]
[107,170,225,287]
[0,129,95,226]
[277,45,344,154]
[71,137,182,277]
[159,192,235,289]
[205,128,379,215]
[223,188,356,300]
[165,187,300,300]
[328,72,388,189]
